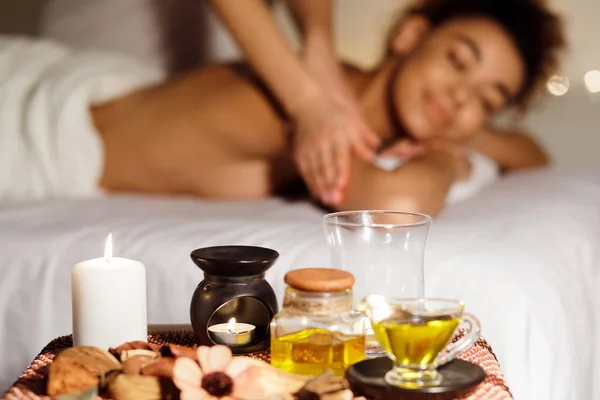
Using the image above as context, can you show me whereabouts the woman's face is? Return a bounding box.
[394,17,525,142]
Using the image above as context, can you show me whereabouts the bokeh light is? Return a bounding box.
[584,70,600,93]
[546,75,570,96]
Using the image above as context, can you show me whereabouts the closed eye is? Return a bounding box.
[480,90,505,114]
[448,50,467,72]
[480,97,495,114]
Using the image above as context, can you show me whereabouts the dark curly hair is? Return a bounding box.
[390,0,566,109]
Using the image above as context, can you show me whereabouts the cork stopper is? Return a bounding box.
[284,268,355,292]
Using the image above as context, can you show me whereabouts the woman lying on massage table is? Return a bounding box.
[93,0,564,216]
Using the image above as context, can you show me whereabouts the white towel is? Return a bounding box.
[373,151,500,205]
[0,36,164,200]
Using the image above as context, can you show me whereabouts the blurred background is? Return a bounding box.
[1,0,598,169]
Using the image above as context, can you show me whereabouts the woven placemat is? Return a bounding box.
[3,331,512,400]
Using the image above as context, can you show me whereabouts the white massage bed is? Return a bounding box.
[0,166,599,399]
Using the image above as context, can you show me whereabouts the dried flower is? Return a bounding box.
[173,345,264,400]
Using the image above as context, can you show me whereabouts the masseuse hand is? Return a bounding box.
[292,90,379,205]
[292,47,380,206]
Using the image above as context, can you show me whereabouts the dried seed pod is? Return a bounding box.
[294,372,360,400]
[140,357,176,378]
[160,344,198,360]
[301,372,350,394]
[120,349,160,362]
[47,346,122,397]
[122,355,157,375]
[234,357,311,397]
[320,389,357,400]
[120,349,160,375]
[102,370,121,391]
[47,356,98,397]
[109,341,160,361]
[107,374,164,400]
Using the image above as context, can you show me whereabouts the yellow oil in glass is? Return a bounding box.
[271,328,365,376]
[372,317,461,366]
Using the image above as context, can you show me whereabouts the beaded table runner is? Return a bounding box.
[3,331,512,400]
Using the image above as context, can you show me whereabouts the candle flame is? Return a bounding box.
[104,233,113,262]
[227,317,236,333]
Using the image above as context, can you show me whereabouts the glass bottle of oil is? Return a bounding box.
[270,268,367,376]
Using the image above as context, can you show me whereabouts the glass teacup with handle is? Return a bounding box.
[358,295,481,388]
[323,210,432,357]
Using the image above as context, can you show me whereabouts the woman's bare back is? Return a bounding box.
[93,65,299,199]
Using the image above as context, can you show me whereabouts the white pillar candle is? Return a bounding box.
[71,234,147,349]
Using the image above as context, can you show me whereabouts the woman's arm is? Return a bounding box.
[472,128,550,172]
[286,0,345,97]
[286,0,333,45]
[382,127,550,174]
[208,0,318,116]
[339,149,468,216]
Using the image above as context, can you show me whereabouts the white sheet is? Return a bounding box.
[1,167,599,399]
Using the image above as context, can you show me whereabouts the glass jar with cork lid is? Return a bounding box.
[270,268,367,376]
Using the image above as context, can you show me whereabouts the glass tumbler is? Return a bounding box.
[323,211,432,356]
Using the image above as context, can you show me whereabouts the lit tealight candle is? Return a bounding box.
[208,317,255,347]
[71,233,147,349]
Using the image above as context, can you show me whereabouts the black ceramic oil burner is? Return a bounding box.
[190,245,279,354]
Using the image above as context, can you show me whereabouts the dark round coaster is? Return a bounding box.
[346,357,486,398]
